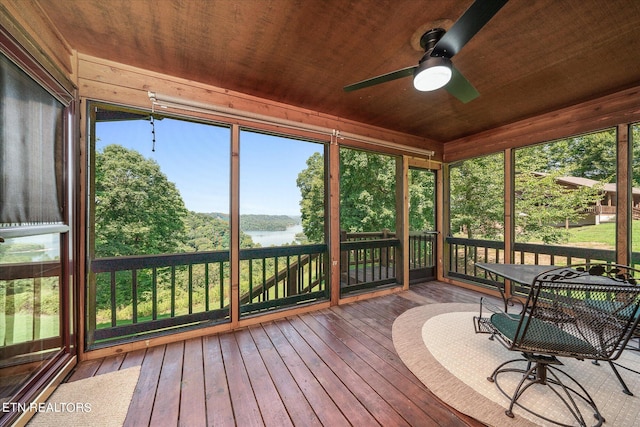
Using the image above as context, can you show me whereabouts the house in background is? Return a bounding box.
[553,176,640,225]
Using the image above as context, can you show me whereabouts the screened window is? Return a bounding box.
[514,129,616,262]
[339,147,399,295]
[88,103,232,346]
[631,124,640,267]
[449,153,504,240]
[239,130,325,247]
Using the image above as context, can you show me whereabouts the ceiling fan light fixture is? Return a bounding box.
[413,56,452,92]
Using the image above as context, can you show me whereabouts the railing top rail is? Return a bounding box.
[445,236,617,262]
[446,236,505,249]
[239,244,327,260]
[92,250,231,273]
[0,261,61,280]
[91,244,328,273]
[340,238,400,250]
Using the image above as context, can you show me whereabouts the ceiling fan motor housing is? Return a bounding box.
[420,28,447,56]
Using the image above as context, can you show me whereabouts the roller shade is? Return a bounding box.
[1,53,64,225]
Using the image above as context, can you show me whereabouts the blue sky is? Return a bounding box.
[96,117,323,215]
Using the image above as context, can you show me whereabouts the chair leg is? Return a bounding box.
[489,355,605,427]
[608,361,634,396]
[593,359,634,395]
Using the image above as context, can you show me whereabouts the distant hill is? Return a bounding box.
[201,212,300,231]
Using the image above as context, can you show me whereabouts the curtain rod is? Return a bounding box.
[148,92,435,158]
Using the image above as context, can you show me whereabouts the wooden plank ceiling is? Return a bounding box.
[37,0,640,144]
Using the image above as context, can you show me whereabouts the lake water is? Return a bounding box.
[245,224,303,247]
[1,234,60,262]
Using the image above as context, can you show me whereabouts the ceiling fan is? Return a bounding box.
[343,0,508,103]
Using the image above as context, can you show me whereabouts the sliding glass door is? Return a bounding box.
[0,41,75,426]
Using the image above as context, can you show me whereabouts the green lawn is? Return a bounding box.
[566,220,640,252]
[1,314,60,345]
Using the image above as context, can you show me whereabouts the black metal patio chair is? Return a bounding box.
[476,263,640,426]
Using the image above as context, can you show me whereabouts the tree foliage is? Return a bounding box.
[339,149,397,233]
[408,169,435,231]
[535,129,616,182]
[449,153,505,239]
[514,170,602,243]
[514,134,610,243]
[95,144,188,257]
[297,150,436,240]
[297,152,325,242]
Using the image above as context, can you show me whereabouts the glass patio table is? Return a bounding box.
[474,263,554,309]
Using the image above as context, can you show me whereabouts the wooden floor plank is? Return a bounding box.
[248,324,324,427]
[307,309,469,427]
[123,345,166,427]
[66,358,102,382]
[291,316,409,426]
[120,348,147,370]
[72,281,489,427]
[235,328,293,427]
[301,316,428,425]
[275,318,380,426]
[95,353,125,375]
[312,308,425,389]
[261,321,351,427]
[179,338,206,427]
[202,335,235,427]
[219,331,264,426]
[330,304,424,386]
[149,341,184,427]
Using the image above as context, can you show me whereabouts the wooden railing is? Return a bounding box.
[9,230,433,347]
[239,244,328,315]
[446,236,622,292]
[340,238,399,295]
[339,229,436,294]
[0,261,62,359]
[88,244,328,347]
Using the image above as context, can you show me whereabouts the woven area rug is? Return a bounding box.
[392,303,640,427]
[28,366,140,426]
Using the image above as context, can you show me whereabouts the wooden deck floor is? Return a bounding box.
[68,282,494,426]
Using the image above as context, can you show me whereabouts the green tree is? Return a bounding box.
[95,144,187,257]
[515,142,605,243]
[515,170,602,243]
[409,169,435,231]
[449,154,504,239]
[297,152,325,242]
[632,125,640,187]
[339,149,397,233]
[183,211,255,251]
[297,151,438,240]
[539,129,616,183]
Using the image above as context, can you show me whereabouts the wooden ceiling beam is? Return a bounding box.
[443,84,640,163]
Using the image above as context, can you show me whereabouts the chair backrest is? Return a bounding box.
[505,264,640,361]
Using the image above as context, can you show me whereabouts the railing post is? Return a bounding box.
[33,277,42,340]
[340,229,348,281]
[288,264,298,296]
[381,228,389,267]
[5,280,15,345]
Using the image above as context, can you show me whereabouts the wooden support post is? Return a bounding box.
[328,141,341,305]
[617,124,631,266]
[504,148,513,298]
[230,124,240,326]
[437,166,447,281]
[398,157,409,290]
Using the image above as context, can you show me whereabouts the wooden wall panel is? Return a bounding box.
[444,85,640,163]
[0,0,75,87]
[77,54,442,159]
